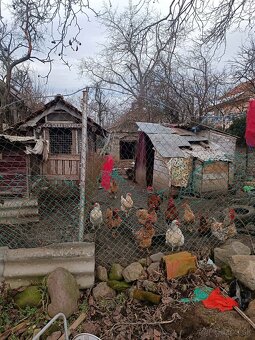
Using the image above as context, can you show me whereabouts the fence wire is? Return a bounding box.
[0,112,255,267]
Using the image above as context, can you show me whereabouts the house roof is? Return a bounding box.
[136,122,232,161]
[11,94,108,136]
[0,134,37,144]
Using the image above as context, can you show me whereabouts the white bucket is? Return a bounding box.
[72,334,102,340]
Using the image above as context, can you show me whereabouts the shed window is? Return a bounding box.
[120,141,136,160]
[49,128,72,154]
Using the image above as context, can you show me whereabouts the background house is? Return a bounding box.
[204,81,254,129]
[11,94,108,183]
[134,122,236,196]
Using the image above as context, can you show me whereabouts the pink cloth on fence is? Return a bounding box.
[101,155,114,191]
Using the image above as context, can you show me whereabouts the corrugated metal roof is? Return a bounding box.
[136,122,174,134]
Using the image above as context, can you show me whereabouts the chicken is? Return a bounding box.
[147,186,161,211]
[135,217,155,250]
[105,207,122,237]
[165,219,185,251]
[109,179,118,199]
[164,197,178,225]
[121,193,133,216]
[198,214,211,235]
[182,202,195,232]
[90,203,103,230]
[209,209,237,242]
[136,204,157,225]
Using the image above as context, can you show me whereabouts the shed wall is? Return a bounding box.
[152,152,170,191]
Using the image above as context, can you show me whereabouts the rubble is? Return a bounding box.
[122,262,144,282]
[214,241,251,267]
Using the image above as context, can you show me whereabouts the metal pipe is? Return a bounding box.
[32,313,69,340]
[78,88,89,241]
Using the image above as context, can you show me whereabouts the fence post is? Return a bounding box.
[78,88,89,241]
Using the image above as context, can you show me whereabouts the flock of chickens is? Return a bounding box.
[89,180,238,252]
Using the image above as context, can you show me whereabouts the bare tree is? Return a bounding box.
[0,0,96,130]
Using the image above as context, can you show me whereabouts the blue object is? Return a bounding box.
[180,286,213,303]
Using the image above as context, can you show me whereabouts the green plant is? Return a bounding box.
[79,300,89,313]
[227,116,246,145]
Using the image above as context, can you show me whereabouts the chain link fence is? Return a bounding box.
[1,97,255,267]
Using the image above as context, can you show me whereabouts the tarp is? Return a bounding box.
[245,99,255,147]
[25,138,49,161]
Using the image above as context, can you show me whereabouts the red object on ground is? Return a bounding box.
[245,99,255,147]
[202,287,238,312]
[101,155,114,191]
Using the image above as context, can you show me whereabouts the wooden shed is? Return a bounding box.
[135,122,236,195]
[11,95,107,183]
[0,135,39,224]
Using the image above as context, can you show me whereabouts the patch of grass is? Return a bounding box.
[79,300,89,314]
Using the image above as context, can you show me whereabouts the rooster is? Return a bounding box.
[121,193,133,216]
[109,179,118,199]
[90,203,103,230]
[135,217,155,251]
[223,208,237,239]
[105,207,122,237]
[182,202,195,232]
[165,220,185,251]
[210,209,237,242]
[165,197,178,225]
[147,186,161,211]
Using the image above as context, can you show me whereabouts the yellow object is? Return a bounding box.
[163,251,197,280]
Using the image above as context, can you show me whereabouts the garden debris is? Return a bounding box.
[163,251,197,280]
[133,289,161,304]
[14,285,42,308]
[0,320,30,340]
[109,263,123,281]
[180,286,213,303]
[202,287,238,311]
[47,267,80,318]
[229,279,253,310]
[142,280,158,293]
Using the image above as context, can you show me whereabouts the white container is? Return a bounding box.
[73,334,102,340]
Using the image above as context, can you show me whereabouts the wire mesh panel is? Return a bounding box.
[0,94,255,268]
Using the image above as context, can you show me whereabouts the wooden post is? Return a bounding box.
[78,88,89,241]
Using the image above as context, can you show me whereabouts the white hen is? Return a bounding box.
[90,203,103,229]
[121,193,133,216]
[165,220,185,251]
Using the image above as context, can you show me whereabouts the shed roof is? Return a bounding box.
[184,143,231,162]
[0,134,37,144]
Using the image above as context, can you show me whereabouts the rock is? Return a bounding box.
[147,262,160,280]
[246,300,255,318]
[229,255,255,290]
[221,264,235,282]
[109,263,123,281]
[133,289,161,304]
[47,267,80,318]
[122,262,144,282]
[92,282,116,301]
[14,286,41,309]
[46,331,62,340]
[214,241,251,267]
[107,280,130,291]
[142,280,158,293]
[96,266,108,282]
[138,258,150,267]
[150,252,164,263]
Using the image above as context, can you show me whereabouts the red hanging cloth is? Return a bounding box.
[245,99,255,147]
[101,155,114,191]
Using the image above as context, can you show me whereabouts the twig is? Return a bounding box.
[0,320,30,340]
[110,316,176,332]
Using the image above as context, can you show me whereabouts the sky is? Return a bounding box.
[1,0,251,100]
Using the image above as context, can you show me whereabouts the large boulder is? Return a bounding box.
[14,286,41,309]
[122,262,144,282]
[92,282,116,301]
[109,263,123,281]
[229,255,255,290]
[214,241,251,267]
[47,267,80,318]
[246,299,255,319]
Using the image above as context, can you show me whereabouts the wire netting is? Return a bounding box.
[1,100,255,268]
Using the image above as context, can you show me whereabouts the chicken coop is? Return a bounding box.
[0,134,39,224]
[9,94,108,185]
[134,122,236,196]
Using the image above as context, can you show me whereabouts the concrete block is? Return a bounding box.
[0,247,8,282]
[3,242,95,289]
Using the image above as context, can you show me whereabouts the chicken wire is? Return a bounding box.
[0,121,255,268]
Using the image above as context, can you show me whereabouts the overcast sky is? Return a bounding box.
[2,0,249,99]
